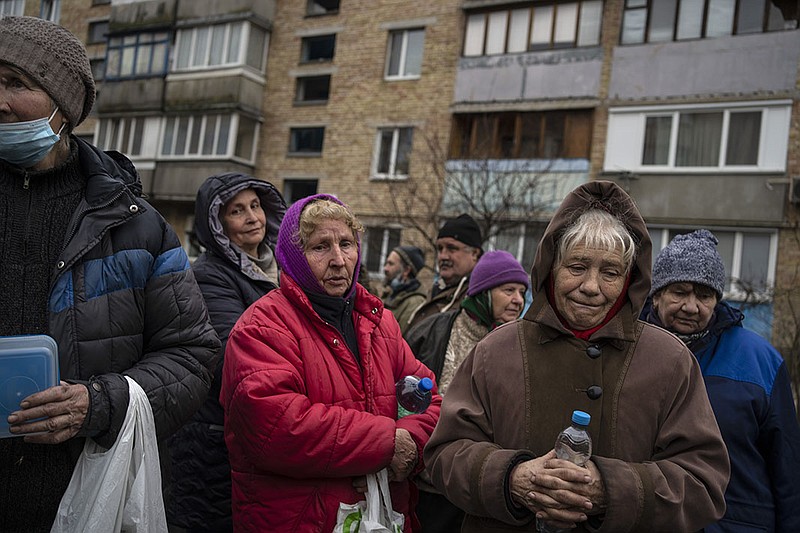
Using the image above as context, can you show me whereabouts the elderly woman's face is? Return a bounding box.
[304,218,358,297]
[0,64,60,125]
[553,244,627,330]
[490,282,527,324]
[222,188,266,256]
[652,282,717,335]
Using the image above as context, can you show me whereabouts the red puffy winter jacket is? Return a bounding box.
[221,274,441,532]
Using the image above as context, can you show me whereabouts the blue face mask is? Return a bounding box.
[0,107,63,168]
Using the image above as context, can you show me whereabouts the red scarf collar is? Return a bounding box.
[546,273,632,341]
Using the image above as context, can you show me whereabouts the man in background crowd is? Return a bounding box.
[382,245,427,335]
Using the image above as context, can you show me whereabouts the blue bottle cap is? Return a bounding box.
[572,410,591,426]
[419,377,434,392]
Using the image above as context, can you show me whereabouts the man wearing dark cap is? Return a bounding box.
[0,16,219,531]
[382,245,428,334]
[406,214,483,332]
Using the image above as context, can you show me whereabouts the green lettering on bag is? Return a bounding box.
[343,510,362,533]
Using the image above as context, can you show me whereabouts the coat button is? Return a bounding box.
[92,382,102,392]
[372,308,378,314]
[129,204,139,213]
[333,339,340,346]
[57,261,65,269]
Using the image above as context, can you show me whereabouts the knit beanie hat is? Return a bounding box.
[393,246,425,276]
[438,214,483,250]
[275,194,362,298]
[651,229,726,298]
[467,250,530,296]
[0,16,96,128]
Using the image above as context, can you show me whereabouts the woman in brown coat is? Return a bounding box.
[424,181,729,532]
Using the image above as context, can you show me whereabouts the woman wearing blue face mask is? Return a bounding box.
[0,16,220,532]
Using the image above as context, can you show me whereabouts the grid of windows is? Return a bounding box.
[174,22,267,72]
[105,32,169,80]
[160,113,258,162]
[373,127,413,178]
[621,0,797,45]
[464,1,603,56]
[450,110,593,160]
[385,29,425,79]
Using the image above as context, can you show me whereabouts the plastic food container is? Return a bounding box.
[0,335,59,438]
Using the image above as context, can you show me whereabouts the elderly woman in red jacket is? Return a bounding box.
[221,193,441,532]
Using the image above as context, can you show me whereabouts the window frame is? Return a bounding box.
[173,21,268,73]
[362,226,402,274]
[306,0,339,17]
[104,30,170,80]
[463,1,604,57]
[159,113,258,163]
[300,34,336,63]
[40,0,61,22]
[385,28,425,80]
[372,126,414,180]
[283,179,320,204]
[0,0,23,17]
[294,74,332,104]
[620,0,797,45]
[288,126,326,156]
[87,19,109,45]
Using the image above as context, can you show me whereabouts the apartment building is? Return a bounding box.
[3,0,798,348]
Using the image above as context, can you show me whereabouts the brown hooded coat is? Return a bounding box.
[424,181,729,532]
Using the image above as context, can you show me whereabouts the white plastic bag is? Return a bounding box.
[51,376,168,533]
[334,468,404,533]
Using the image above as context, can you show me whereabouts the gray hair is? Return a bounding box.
[555,209,636,273]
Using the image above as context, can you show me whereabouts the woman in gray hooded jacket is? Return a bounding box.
[167,172,286,532]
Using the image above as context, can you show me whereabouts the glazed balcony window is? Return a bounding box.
[174,21,268,72]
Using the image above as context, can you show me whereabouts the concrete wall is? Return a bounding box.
[151,161,253,200]
[177,0,274,23]
[165,75,265,112]
[609,31,800,101]
[454,47,603,104]
[96,78,166,113]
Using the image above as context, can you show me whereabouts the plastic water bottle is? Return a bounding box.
[396,375,433,418]
[537,410,592,533]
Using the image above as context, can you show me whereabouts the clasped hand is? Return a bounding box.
[353,428,417,493]
[7,381,89,444]
[510,450,606,530]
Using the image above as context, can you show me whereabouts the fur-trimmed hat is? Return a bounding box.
[467,250,529,296]
[651,229,726,298]
[0,16,96,128]
[393,246,425,276]
[437,214,483,250]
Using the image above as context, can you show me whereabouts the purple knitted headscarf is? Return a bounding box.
[275,193,362,298]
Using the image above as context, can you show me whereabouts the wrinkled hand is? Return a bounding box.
[388,428,417,482]
[509,450,593,529]
[7,381,89,444]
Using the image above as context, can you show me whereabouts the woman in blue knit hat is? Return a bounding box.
[220,194,441,532]
[642,229,800,533]
[405,249,529,533]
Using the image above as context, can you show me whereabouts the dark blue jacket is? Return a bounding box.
[643,300,800,532]
[167,172,285,531]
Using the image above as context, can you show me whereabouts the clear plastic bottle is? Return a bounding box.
[396,375,433,418]
[537,410,592,533]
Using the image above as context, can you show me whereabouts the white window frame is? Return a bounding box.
[159,113,257,163]
[371,127,413,180]
[362,226,402,275]
[0,0,23,17]
[173,21,267,72]
[604,101,791,173]
[385,28,424,80]
[105,31,170,80]
[650,226,778,301]
[40,0,60,22]
[95,117,158,159]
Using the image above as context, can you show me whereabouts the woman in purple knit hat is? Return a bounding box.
[220,194,441,532]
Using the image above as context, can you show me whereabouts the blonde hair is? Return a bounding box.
[297,199,364,249]
[555,209,636,274]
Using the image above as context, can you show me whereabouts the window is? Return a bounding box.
[363,227,401,273]
[464,1,602,56]
[97,117,146,157]
[0,0,23,17]
[92,0,111,5]
[493,223,545,275]
[373,127,413,178]
[295,75,331,104]
[40,0,60,22]
[307,0,339,16]
[105,31,169,80]
[386,28,424,79]
[289,127,325,155]
[605,102,791,172]
[174,22,268,72]
[87,20,109,44]
[300,34,336,63]
[451,110,593,160]
[90,58,106,81]
[621,0,798,44]
[160,113,258,162]
[283,179,319,204]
